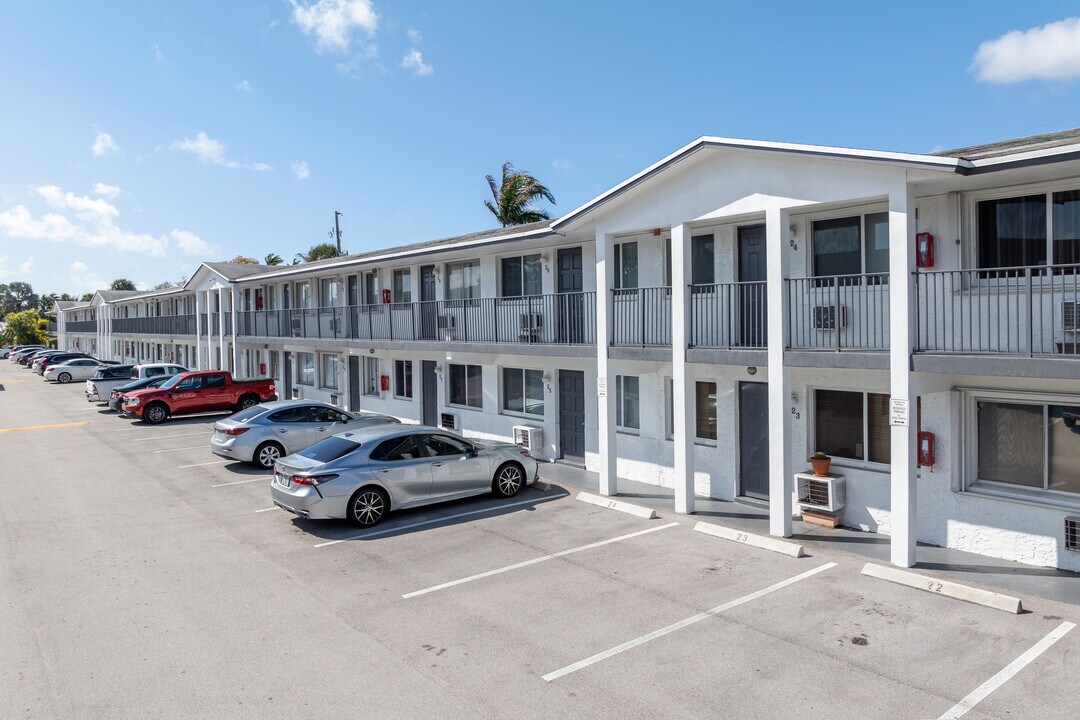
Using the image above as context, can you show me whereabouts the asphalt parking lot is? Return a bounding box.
[1,362,1078,719]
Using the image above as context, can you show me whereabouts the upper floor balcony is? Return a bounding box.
[915,264,1080,357]
[65,320,98,333]
[235,292,597,347]
[112,314,198,336]
[786,273,890,352]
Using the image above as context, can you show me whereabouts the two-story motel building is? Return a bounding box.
[56,128,1080,573]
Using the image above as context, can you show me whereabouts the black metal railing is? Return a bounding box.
[787,273,890,351]
[915,264,1080,356]
[610,287,672,346]
[65,320,98,333]
[235,292,597,345]
[689,281,768,348]
[111,314,197,336]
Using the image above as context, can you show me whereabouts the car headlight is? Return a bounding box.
[126,397,141,406]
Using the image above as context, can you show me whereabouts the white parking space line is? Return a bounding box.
[314,493,570,548]
[211,477,269,488]
[153,445,206,454]
[177,460,230,469]
[542,562,838,682]
[255,507,277,513]
[135,431,213,442]
[403,522,680,599]
[937,621,1075,719]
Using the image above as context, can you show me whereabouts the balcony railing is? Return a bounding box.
[236,292,596,345]
[610,287,672,346]
[689,281,767,348]
[112,314,197,336]
[787,273,890,351]
[65,320,98,333]
[915,265,1080,356]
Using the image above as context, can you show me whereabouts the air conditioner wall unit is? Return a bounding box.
[796,474,846,513]
[329,393,341,407]
[1062,302,1078,331]
[513,425,543,452]
[437,315,456,330]
[291,388,302,400]
[440,412,458,430]
[812,305,847,330]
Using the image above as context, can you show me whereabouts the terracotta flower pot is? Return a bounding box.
[810,457,831,477]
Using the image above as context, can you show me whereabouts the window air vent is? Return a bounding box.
[1063,302,1078,332]
[1066,517,1080,552]
[813,305,847,330]
[796,475,847,513]
[440,412,458,430]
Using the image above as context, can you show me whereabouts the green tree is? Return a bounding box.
[109,278,137,291]
[79,293,93,302]
[0,282,39,315]
[484,162,556,227]
[228,255,259,264]
[0,309,48,345]
[293,243,341,264]
[264,253,283,266]
[38,293,59,313]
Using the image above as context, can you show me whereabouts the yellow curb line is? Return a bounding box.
[0,422,92,433]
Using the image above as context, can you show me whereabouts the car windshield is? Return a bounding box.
[297,437,361,463]
[229,406,268,423]
[159,375,184,389]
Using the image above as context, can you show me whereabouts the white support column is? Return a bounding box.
[671,222,695,515]
[889,179,918,568]
[205,290,213,369]
[230,286,239,374]
[765,207,794,537]
[194,293,203,370]
[595,229,618,497]
[216,286,225,370]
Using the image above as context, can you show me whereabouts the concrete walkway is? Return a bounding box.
[540,461,1080,607]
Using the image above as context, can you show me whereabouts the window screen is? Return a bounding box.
[695,381,717,440]
[815,390,864,460]
[978,401,1043,487]
[813,217,861,277]
[616,375,640,429]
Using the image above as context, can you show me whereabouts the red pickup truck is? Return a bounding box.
[122,370,277,424]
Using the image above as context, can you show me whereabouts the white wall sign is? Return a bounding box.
[597,377,607,397]
[889,398,909,427]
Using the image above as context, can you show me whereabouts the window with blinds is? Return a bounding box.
[695,381,717,440]
[974,399,1080,495]
[616,375,640,430]
[814,389,890,463]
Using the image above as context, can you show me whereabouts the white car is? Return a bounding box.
[86,363,188,403]
[44,358,105,384]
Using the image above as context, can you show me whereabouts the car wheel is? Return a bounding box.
[237,394,259,411]
[348,487,389,527]
[143,403,169,424]
[493,462,525,498]
[57,372,71,384]
[254,442,283,469]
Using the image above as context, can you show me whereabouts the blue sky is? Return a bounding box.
[2,1,1080,295]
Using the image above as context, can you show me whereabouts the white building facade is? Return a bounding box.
[58,129,1080,573]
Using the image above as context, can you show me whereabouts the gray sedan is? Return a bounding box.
[270,425,539,527]
[210,400,400,468]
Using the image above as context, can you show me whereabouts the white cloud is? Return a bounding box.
[170,228,218,255]
[0,255,34,279]
[92,129,120,157]
[552,158,575,173]
[291,161,311,180]
[402,48,432,77]
[407,27,422,44]
[91,182,122,199]
[290,0,378,53]
[154,43,165,62]
[18,257,34,274]
[69,261,105,294]
[236,79,252,92]
[170,131,272,171]
[971,17,1080,83]
[0,185,191,257]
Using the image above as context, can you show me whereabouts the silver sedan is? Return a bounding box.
[270,425,539,527]
[210,400,400,468]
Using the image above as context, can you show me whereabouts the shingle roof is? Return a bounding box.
[203,262,280,280]
[932,127,1080,161]
[96,290,143,301]
[53,300,79,310]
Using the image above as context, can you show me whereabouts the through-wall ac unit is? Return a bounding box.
[519,313,543,342]
[291,388,302,400]
[797,474,846,513]
[1062,302,1078,331]
[439,412,458,430]
[329,393,341,407]
[813,305,847,330]
[1066,517,1080,552]
[513,425,543,452]
[437,315,456,330]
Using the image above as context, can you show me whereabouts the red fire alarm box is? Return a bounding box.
[380,374,390,392]
[382,288,391,304]
[917,431,935,467]
[916,232,934,268]
[259,362,267,376]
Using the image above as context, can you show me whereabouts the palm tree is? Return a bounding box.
[264,253,283,266]
[485,162,556,227]
[293,243,341,264]
[109,278,137,291]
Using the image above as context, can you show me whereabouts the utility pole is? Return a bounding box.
[333,211,343,254]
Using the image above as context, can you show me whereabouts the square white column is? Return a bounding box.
[217,287,225,370]
[194,293,203,370]
[671,222,695,515]
[765,207,793,537]
[230,286,239,373]
[595,229,617,496]
[889,181,918,568]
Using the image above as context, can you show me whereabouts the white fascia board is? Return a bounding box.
[965,142,1080,170]
[553,136,966,232]
[235,227,557,285]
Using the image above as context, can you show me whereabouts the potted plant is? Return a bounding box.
[810,451,831,477]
